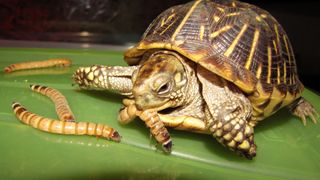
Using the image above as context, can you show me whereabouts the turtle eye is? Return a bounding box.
[157,82,170,95]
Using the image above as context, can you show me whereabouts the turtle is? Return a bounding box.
[73,0,319,159]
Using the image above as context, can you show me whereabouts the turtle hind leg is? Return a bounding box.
[290,97,319,126]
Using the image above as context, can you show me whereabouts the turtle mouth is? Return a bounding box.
[159,106,179,115]
[154,100,175,111]
[136,99,175,112]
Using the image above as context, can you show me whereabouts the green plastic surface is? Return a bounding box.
[0,48,319,179]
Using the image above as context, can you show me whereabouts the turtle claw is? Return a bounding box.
[291,98,319,125]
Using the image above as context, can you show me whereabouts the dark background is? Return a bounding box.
[0,0,319,93]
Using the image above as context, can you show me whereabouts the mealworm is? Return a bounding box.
[3,68,69,77]
[4,58,72,73]
[139,110,172,153]
[11,102,121,142]
[30,84,75,122]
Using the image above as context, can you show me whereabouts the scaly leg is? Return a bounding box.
[206,104,256,159]
[159,112,256,159]
[290,97,319,126]
[158,114,252,158]
[73,65,139,96]
[197,66,256,159]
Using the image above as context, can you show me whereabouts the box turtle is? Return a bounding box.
[73,0,319,159]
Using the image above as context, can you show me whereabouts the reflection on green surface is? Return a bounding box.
[0,48,319,179]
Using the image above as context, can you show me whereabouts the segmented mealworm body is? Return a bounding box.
[12,102,121,142]
[4,58,72,73]
[30,84,75,122]
[139,110,172,153]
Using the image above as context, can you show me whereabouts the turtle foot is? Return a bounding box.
[290,97,319,126]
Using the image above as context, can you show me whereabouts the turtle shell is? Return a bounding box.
[125,0,304,119]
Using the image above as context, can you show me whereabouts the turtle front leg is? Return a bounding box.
[73,65,139,96]
[206,103,256,159]
[197,66,256,159]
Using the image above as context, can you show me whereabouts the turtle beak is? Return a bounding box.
[135,97,173,112]
[134,92,154,110]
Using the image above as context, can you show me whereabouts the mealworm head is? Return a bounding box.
[64,117,76,123]
[30,84,48,92]
[162,140,172,153]
[29,84,35,89]
[4,67,11,73]
[12,101,18,108]
[110,130,122,142]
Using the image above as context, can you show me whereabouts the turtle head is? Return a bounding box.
[132,51,188,111]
